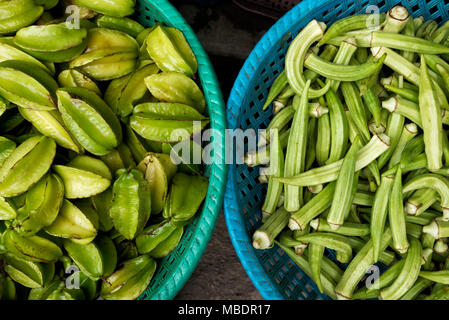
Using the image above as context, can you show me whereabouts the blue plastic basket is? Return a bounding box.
[224,0,449,300]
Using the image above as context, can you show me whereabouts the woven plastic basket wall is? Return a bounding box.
[135,0,227,300]
[225,0,449,300]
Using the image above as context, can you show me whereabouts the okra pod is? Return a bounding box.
[335,228,392,300]
[325,88,348,164]
[403,174,449,220]
[382,6,410,34]
[380,237,422,300]
[326,136,361,230]
[288,182,336,231]
[285,20,330,99]
[406,211,439,226]
[319,14,386,46]
[284,82,310,212]
[419,54,443,171]
[263,71,288,110]
[364,259,406,294]
[419,270,449,285]
[276,134,390,187]
[423,219,449,239]
[252,207,290,249]
[328,38,358,91]
[405,188,438,216]
[309,242,325,293]
[276,241,337,299]
[401,18,416,62]
[294,232,352,263]
[304,52,385,82]
[347,237,396,266]
[362,88,382,127]
[389,166,410,254]
[378,112,405,169]
[388,123,418,169]
[316,113,331,165]
[369,31,449,54]
[384,84,419,103]
[371,172,395,262]
[304,44,339,82]
[341,82,371,142]
[353,191,374,206]
[382,95,422,127]
[310,218,369,236]
[400,278,433,300]
[261,130,284,215]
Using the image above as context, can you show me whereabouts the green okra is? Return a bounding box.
[382,6,410,34]
[310,218,369,236]
[328,38,357,91]
[276,241,337,299]
[371,172,395,262]
[304,52,385,82]
[362,88,382,127]
[341,82,370,143]
[389,167,410,254]
[388,123,418,169]
[353,191,374,206]
[261,130,284,215]
[263,71,288,110]
[405,188,438,216]
[346,237,396,266]
[405,211,439,226]
[309,242,325,293]
[253,207,290,249]
[366,259,406,294]
[294,232,352,264]
[335,228,392,300]
[288,182,335,231]
[285,20,330,99]
[327,136,361,230]
[403,174,449,220]
[306,118,317,170]
[419,270,449,285]
[384,84,419,103]
[284,81,310,212]
[423,219,449,239]
[304,44,338,82]
[378,112,404,169]
[382,95,422,127]
[419,55,443,171]
[318,14,386,47]
[276,134,390,187]
[325,88,348,164]
[380,237,422,300]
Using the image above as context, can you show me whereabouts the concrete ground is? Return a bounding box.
[170,1,280,300]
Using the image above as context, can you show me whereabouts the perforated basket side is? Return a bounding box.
[135,0,227,300]
[225,0,449,300]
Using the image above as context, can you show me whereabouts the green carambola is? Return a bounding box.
[110,168,151,240]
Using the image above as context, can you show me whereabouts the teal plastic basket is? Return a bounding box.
[225,0,449,300]
[135,0,227,300]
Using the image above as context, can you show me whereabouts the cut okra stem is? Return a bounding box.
[252,207,290,250]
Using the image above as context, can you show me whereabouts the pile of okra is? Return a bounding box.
[248,6,449,300]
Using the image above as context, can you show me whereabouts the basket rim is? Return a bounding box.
[224,0,342,300]
[139,0,227,300]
